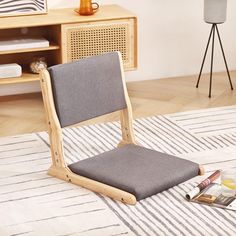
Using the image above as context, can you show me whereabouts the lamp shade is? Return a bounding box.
[204,0,227,24]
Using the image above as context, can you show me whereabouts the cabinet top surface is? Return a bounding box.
[0,5,136,29]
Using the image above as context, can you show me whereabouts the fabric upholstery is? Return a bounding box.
[68,144,199,200]
[48,52,127,127]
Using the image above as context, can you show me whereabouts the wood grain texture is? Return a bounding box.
[1,71,236,137]
[0,5,136,29]
[48,165,137,205]
[118,52,136,146]
[0,73,39,85]
[0,44,59,55]
[40,69,66,168]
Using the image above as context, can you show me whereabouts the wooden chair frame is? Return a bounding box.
[40,52,204,205]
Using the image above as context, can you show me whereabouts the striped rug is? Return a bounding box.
[1,106,236,236]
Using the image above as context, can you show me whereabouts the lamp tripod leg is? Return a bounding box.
[215,25,233,90]
[209,24,216,98]
[196,24,214,88]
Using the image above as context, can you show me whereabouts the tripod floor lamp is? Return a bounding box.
[196,0,233,98]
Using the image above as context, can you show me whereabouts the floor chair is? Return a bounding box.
[40,52,204,205]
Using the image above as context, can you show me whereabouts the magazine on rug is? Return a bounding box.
[186,170,236,211]
[190,183,236,211]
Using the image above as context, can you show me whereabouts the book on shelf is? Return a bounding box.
[0,37,49,51]
[0,63,22,79]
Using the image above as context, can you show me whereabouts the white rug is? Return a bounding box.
[1,106,236,236]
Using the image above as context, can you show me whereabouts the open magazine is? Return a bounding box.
[190,183,236,211]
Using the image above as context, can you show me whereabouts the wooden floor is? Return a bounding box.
[1,71,236,137]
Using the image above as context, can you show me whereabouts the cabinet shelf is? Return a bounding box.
[0,43,60,55]
[0,73,39,85]
[0,5,137,88]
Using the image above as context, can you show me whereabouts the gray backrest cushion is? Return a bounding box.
[48,52,127,127]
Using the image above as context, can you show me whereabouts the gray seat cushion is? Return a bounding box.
[68,144,199,200]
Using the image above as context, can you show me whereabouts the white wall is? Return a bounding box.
[1,0,236,95]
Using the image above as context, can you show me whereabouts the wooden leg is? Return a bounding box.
[117,140,137,147]
[198,165,205,176]
[48,165,137,205]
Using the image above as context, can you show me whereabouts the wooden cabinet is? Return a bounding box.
[0,5,137,87]
[0,25,61,85]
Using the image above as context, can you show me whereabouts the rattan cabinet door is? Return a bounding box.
[61,18,137,70]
